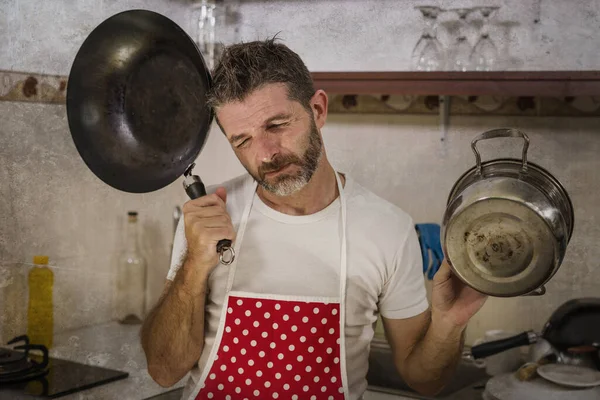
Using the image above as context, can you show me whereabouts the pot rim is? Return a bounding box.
[446,157,574,242]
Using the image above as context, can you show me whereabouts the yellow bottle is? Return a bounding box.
[27,255,54,348]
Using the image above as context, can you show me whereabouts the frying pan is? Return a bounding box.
[465,298,600,369]
[66,9,234,264]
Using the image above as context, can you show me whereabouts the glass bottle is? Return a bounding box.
[115,211,147,324]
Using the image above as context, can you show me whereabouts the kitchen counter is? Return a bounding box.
[47,321,188,400]
[40,322,484,400]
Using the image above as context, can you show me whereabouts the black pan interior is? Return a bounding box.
[67,9,213,193]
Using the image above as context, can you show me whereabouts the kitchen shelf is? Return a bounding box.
[311,71,600,96]
[3,69,600,105]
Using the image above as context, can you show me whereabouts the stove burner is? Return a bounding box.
[1,334,130,399]
[0,335,50,384]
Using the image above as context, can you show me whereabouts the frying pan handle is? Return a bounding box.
[468,331,538,359]
[185,178,208,200]
[183,174,235,266]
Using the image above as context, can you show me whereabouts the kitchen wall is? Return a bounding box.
[228,0,600,71]
[1,0,194,75]
[1,0,599,345]
[4,0,600,74]
[0,0,194,341]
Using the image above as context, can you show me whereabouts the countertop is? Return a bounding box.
[40,321,429,400]
[48,321,184,400]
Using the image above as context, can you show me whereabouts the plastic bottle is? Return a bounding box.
[27,255,54,348]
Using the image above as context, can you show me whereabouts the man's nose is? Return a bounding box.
[256,135,281,163]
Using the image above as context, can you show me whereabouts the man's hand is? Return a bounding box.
[431,259,488,329]
[183,187,235,275]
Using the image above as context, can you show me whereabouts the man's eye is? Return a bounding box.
[268,123,286,130]
[236,139,249,148]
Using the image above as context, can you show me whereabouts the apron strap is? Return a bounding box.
[335,171,350,399]
[224,178,257,293]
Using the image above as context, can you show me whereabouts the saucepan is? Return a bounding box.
[464,298,600,370]
[441,128,574,297]
[66,9,234,264]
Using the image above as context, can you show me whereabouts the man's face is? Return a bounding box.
[217,84,322,197]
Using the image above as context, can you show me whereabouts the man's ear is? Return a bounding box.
[310,89,328,129]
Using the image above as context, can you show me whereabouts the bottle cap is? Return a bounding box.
[33,255,49,265]
[128,211,138,216]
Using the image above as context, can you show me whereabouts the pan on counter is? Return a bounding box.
[464,298,600,370]
[66,9,234,264]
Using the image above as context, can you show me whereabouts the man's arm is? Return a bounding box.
[382,309,464,396]
[140,258,209,387]
[140,187,235,387]
[382,261,486,396]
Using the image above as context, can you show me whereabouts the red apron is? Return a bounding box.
[190,173,349,399]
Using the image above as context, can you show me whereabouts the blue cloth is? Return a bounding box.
[415,223,444,280]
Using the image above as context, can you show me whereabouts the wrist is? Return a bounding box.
[183,251,212,274]
[430,312,467,343]
[178,255,210,297]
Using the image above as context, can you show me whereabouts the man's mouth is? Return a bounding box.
[264,163,294,178]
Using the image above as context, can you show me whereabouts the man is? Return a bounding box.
[141,38,487,400]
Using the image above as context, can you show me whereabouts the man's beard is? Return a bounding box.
[246,119,322,197]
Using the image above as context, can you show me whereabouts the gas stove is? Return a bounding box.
[0,335,129,399]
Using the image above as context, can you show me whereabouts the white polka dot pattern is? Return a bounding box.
[195,296,343,399]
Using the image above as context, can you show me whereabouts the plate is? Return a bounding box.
[485,372,600,400]
[537,364,600,388]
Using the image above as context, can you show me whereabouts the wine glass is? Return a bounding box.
[411,6,445,71]
[447,7,476,71]
[470,6,501,71]
[190,0,218,70]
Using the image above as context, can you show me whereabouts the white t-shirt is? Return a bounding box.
[167,173,429,400]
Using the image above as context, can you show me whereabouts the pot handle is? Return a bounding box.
[471,128,530,176]
[524,285,546,296]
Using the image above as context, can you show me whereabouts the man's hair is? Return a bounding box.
[207,36,315,113]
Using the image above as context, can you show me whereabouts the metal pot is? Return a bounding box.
[441,128,574,297]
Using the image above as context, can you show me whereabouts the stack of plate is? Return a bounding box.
[483,365,600,400]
